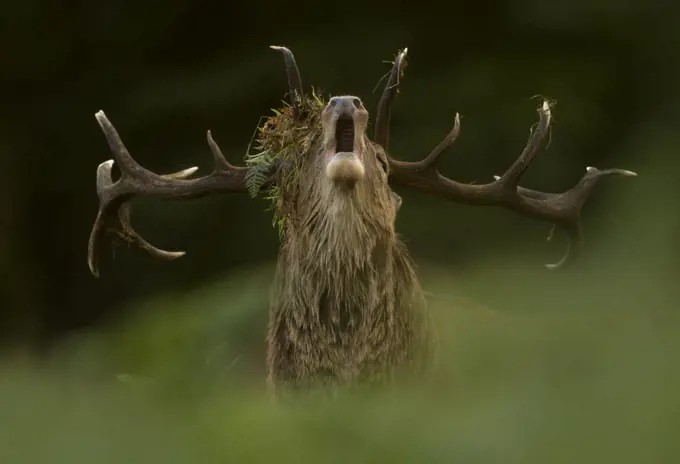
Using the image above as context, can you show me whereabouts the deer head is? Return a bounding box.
[87,46,636,275]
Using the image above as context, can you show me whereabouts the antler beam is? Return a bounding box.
[87,111,276,277]
[382,49,637,269]
[88,46,302,277]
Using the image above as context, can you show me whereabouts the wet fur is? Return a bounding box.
[266,133,435,393]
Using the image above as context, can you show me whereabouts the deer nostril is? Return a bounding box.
[352,98,363,109]
[329,98,337,107]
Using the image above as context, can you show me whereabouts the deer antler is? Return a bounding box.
[379,48,637,270]
[270,46,304,119]
[87,112,273,277]
[87,46,305,277]
[374,48,407,150]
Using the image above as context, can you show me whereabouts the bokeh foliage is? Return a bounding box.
[2,255,680,462]
[0,0,679,460]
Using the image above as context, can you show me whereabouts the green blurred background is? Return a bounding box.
[1,0,679,462]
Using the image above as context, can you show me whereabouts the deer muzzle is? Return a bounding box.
[326,151,365,185]
[325,96,367,185]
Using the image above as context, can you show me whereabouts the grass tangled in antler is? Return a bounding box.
[245,88,327,237]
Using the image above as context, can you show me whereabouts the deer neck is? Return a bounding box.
[297,183,396,271]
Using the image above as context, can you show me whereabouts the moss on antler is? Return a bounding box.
[245,88,327,237]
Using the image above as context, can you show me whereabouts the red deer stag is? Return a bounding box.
[87,46,636,392]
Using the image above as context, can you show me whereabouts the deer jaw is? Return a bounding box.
[322,96,369,187]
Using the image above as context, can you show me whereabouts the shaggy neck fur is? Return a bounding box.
[266,140,434,392]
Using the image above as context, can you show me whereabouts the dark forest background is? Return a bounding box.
[1,0,680,462]
[2,0,678,349]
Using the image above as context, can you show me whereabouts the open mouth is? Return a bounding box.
[334,116,355,153]
[325,113,364,185]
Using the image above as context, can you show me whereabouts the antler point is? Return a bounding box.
[89,261,100,277]
[94,110,110,128]
[206,129,217,145]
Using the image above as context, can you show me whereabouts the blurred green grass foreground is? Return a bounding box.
[2,252,679,464]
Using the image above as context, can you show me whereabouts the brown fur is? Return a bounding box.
[264,98,435,393]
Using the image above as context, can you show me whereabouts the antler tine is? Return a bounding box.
[374,48,408,150]
[87,111,274,277]
[508,165,636,270]
[161,166,199,180]
[544,222,583,270]
[88,159,188,277]
[388,98,637,270]
[270,46,304,119]
[496,101,552,190]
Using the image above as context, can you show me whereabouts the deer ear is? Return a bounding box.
[391,191,402,212]
[378,156,389,174]
[376,150,389,175]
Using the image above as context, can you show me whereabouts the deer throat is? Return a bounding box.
[284,188,401,321]
[301,233,395,331]
[300,183,398,264]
